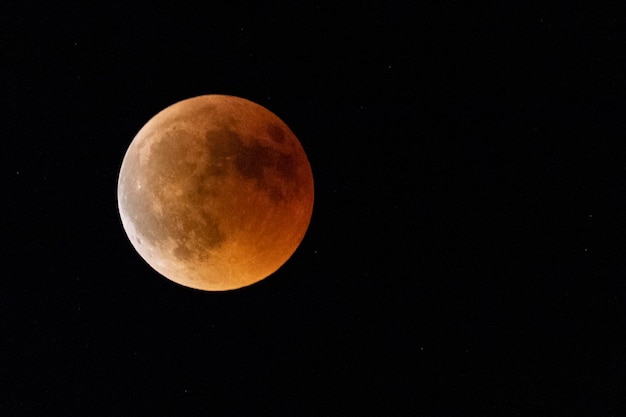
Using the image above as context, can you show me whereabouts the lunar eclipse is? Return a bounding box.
[117,95,314,291]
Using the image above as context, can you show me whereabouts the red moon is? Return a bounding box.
[117,95,314,291]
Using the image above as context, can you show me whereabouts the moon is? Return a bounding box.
[117,95,314,291]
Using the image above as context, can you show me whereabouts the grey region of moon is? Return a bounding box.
[117,95,314,291]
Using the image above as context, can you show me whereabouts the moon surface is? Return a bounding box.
[117,95,314,291]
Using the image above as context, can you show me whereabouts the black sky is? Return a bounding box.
[3,1,626,415]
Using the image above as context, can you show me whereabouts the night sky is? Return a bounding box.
[3,1,626,415]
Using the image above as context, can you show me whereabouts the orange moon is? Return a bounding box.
[117,95,314,291]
